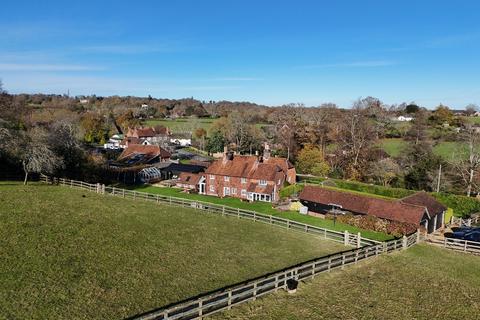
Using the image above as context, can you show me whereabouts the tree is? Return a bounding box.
[431,104,453,125]
[0,79,4,93]
[336,100,377,179]
[17,127,64,184]
[194,127,207,150]
[405,104,420,114]
[451,126,480,196]
[367,158,401,187]
[401,142,442,191]
[205,131,226,153]
[406,109,428,144]
[465,104,479,116]
[296,144,330,176]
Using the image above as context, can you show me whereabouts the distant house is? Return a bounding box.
[104,134,124,149]
[201,145,296,202]
[117,144,171,166]
[397,115,414,122]
[126,126,171,145]
[299,186,447,234]
[170,133,192,147]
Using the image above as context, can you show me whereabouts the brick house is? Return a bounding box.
[199,147,296,202]
[125,126,171,145]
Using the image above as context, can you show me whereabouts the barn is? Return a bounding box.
[299,186,447,234]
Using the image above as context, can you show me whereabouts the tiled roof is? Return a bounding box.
[118,144,171,165]
[299,186,428,225]
[205,155,285,181]
[400,192,447,217]
[247,182,274,195]
[177,172,202,186]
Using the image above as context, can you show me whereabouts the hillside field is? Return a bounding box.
[0,182,346,319]
[213,244,480,320]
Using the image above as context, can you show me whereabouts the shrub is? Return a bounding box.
[280,184,305,199]
[433,193,480,218]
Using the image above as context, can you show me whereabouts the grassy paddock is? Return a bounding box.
[133,185,392,241]
[0,182,347,319]
[213,244,480,320]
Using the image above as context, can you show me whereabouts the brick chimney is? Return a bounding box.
[263,143,271,160]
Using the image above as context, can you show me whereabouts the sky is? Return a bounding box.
[1,0,479,108]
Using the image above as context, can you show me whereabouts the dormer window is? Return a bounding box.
[241,178,247,184]
[210,175,215,180]
[259,180,267,186]
[224,176,230,182]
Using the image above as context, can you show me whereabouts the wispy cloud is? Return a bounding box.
[294,60,397,70]
[0,63,104,72]
[78,43,185,54]
[209,77,262,81]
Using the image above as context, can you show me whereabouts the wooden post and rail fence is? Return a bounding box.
[40,175,380,247]
[39,175,421,320]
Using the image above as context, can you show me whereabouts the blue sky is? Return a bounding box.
[1,0,479,108]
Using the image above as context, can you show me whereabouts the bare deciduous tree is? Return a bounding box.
[452,126,480,196]
[17,127,64,185]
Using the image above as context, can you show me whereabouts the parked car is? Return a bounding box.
[463,231,480,242]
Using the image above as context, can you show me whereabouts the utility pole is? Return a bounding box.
[436,164,442,193]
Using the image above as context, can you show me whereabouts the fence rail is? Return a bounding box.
[427,235,480,255]
[39,175,417,320]
[132,233,417,320]
[40,175,381,247]
[450,216,479,227]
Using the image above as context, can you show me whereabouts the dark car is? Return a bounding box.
[464,231,480,242]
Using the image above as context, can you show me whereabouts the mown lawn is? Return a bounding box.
[133,185,393,241]
[0,182,347,320]
[213,244,480,320]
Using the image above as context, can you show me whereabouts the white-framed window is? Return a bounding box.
[259,180,267,186]
[241,177,247,184]
[210,175,215,180]
[224,187,230,195]
[231,188,237,194]
[209,185,215,192]
[278,179,281,185]
[241,189,247,197]
[224,176,230,182]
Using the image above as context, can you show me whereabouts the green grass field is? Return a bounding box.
[132,185,392,241]
[380,138,468,161]
[461,116,480,125]
[0,182,347,319]
[143,117,215,132]
[379,138,408,157]
[143,117,271,134]
[213,244,480,320]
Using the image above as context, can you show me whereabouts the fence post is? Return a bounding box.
[222,206,225,216]
[112,186,115,195]
[133,191,136,200]
[198,299,203,318]
[356,232,361,248]
[237,208,240,218]
[228,291,232,309]
[416,229,420,243]
[96,183,100,194]
[70,179,73,188]
[287,220,290,229]
[344,230,349,246]
[327,257,332,272]
[156,195,160,204]
[123,189,125,198]
[341,252,346,269]
[402,235,407,250]
[102,184,105,195]
[253,282,257,300]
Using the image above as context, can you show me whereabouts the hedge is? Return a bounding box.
[433,193,480,218]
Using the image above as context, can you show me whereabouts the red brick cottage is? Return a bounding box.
[200,148,296,202]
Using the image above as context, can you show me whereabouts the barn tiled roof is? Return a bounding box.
[177,172,202,186]
[400,192,447,217]
[299,186,429,225]
[205,155,285,181]
[118,144,171,165]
